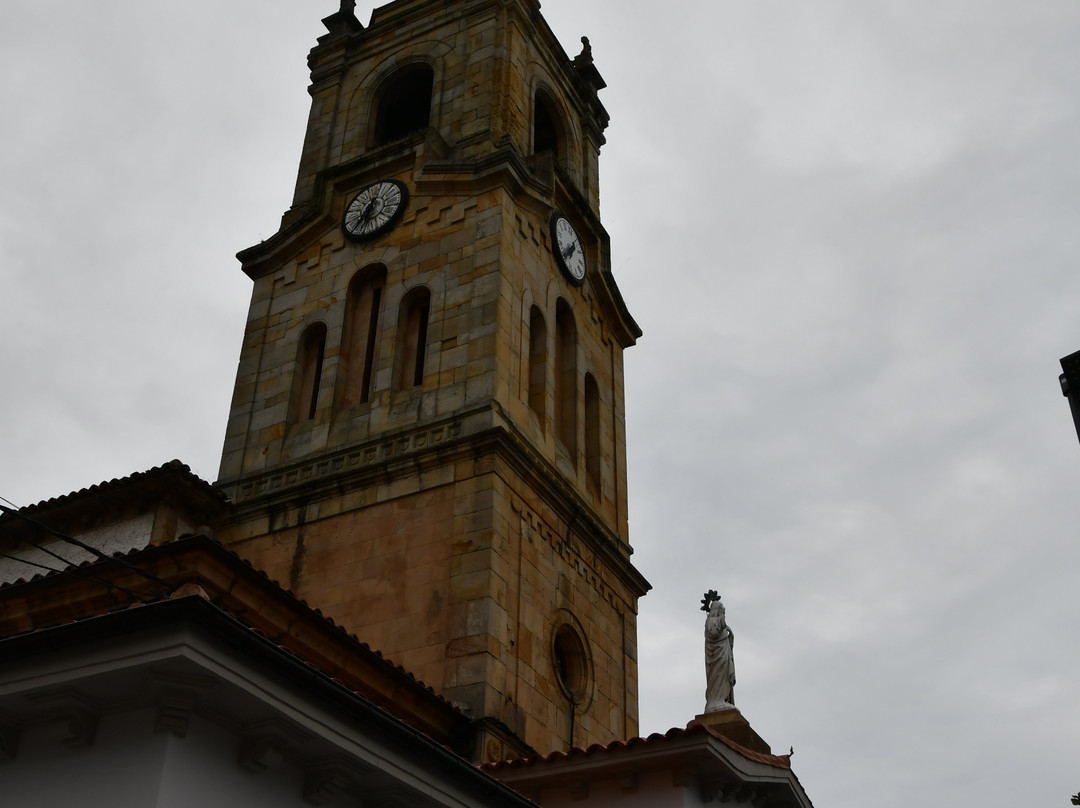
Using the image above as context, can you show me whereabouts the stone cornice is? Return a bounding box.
[216,405,490,512]
[235,129,639,343]
[215,403,649,601]
[236,137,426,278]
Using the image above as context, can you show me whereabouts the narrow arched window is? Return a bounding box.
[534,92,561,157]
[584,373,600,491]
[340,265,387,407]
[373,65,434,147]
[555,299,577,454]
[529,306,547,420]
[395,287,431,390]
[292,323,327,423]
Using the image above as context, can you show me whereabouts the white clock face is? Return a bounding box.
[343,180,407,240]
[553,215,586,284]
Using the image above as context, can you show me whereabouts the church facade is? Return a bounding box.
[0,2,814,806]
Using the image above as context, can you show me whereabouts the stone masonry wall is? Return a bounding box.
[224,450,639,756]
[217,0,641,759]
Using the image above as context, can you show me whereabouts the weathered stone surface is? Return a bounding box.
[215,0,644,757]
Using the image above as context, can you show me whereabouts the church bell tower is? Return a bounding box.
[216,0,648,759]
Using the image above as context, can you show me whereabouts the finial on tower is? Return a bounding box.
[572,35,606,93]
[320,0,363,42]
[577,36,593,63]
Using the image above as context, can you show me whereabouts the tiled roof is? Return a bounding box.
[0,532,468,732]
[4,460,228,515]
[691,721,794,768]
[485,721,793,772]
[0,592,538,808]
[0,532,452,707]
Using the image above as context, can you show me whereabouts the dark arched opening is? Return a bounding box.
[529,305,547,420]
[534,91,563,157]
[394,286,431,390]
[291,323,327,423]
[373,65,434,146]
[340,264,387,407]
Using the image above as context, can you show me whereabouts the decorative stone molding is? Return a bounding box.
[512,494,626,615]
[27,689,100,748]
[235,421,464,503]
[238,736,284,773]
[301,756,377,805]
[303,768,352,805]
[238,717,314,773]
[145,670,218,737]
[155,690,199,737]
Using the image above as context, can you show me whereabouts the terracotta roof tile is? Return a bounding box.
[7,460,227,515]
[689,721,792,768]
[0,531,455,710]
[484,721,793,772]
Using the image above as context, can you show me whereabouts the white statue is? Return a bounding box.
[702,590,735,712]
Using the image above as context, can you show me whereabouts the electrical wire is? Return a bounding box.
[0,545,156,602]
[0,551,66,575]
[0,498,174,593]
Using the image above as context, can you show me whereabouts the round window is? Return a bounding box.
[552,622,591,704]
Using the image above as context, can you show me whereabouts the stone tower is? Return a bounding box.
[215,0,648,759]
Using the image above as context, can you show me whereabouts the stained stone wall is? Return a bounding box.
[215,0,644,758]
[226,454,641,755]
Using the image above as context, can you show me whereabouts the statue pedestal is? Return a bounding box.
[693,708,772,755]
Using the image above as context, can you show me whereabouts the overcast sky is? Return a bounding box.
[2,2,1078,806]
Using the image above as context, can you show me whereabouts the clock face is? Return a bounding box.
[551,214,586,286]
[342,180,408,241]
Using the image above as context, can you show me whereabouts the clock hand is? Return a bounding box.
[354,199,382,230]
[563,242,577,259]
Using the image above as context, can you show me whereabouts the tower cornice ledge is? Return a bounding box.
[236,138,427,279]
[214,404,650,602]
